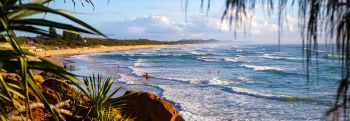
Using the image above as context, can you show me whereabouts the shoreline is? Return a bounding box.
[34,44,185,65]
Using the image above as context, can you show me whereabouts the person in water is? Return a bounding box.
[142,72,153,85]
[142,72,152,80]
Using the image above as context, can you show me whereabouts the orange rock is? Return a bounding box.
[41,86,61,103]
[31,108,50,121]
[40,78,78,103]
[116,90,184,121]
[41,78,78,93]
[34,74,44,85]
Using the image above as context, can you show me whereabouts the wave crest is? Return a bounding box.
[240,64,283,71]
[227,87,326,103]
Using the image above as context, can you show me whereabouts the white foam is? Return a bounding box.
[237,76,249,82]
[240,64,283,71]
[190,51,207,55]
[262,54,303,60]
[208,77,233,86]
[180,111,221,121]
[69,54,91,61]
[159,85,233,121]
[325,54,344,59]
[128,66,144,76]
[197,57,220,62]
[223,57,238,62]
[118,73,143,84]
[159,76,197,83]
[262,54,276,59]
[134,59,150,67]
[283,57,304,60]
[230,87,289,99]
[158,85,306,120]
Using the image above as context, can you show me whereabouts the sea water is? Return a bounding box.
[65,42,342,120]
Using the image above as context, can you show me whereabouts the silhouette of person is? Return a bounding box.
[142,72,151,80]
[117,64,120,72]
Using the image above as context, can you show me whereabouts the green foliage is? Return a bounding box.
[0,0,105,120]
[83,74,122,120]
[18,37,210,49]
[99,105,122,121]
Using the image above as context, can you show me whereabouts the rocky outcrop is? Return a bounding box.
[2,73,184,121]
[117,90,184,121]
[40,78,77,103]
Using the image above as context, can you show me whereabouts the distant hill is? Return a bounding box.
[174,39,220,44]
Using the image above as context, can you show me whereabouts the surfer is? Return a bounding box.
[142,72,152,80]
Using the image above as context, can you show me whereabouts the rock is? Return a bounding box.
[41,86,61,103]
[41,78,78,103]
[116,90,184,121]
[31,108,50,121]
[34,74,44,86]
[42,78,78,93]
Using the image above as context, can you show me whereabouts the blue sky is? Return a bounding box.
[38,0,301,44]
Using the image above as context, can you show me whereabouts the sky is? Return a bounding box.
[32,0,302,44]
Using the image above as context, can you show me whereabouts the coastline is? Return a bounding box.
[34,44,183,65]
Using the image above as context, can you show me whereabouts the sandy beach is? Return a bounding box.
[34,44,181,64]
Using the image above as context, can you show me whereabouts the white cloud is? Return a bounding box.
[127,27,145,34]
[95,11,299,43]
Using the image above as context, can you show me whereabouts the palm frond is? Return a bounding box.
[0,0,105,120]
[83,74,123,120]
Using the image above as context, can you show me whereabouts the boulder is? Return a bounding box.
[41,78,78,93]
[34,74,44,86]
[40,78,75,103]
[117,90,184,121]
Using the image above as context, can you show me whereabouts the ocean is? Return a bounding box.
[64,42,342,120]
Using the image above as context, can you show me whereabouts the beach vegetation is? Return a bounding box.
[0,0,120,120]
[16,36,217,49]
[82,74,123,120]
